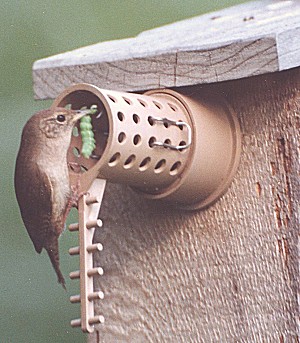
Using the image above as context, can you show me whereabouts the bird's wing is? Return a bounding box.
[15,158,54,253]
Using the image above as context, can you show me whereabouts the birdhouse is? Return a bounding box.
[33,0,300,341]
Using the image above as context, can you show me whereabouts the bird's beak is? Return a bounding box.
[72,109,91,123]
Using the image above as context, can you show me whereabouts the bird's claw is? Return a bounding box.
[70,184,89,208]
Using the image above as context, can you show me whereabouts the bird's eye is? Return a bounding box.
[56,114,66,122]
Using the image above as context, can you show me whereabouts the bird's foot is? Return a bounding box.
[70,181,89,209]
[61,181,84,226]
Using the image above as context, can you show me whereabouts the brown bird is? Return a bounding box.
[14,107,88,289]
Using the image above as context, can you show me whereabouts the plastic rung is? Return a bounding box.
[68,223,79,231]
[71,318,81,327]
[88,291,104,301]
[70,295,81,303]
[69,246,80,255]
[87,243,103,253]
[86,219,102,229]
[87,267,104,277]
[69,270,80,279]
[86,196,100,205]
[88,315,105,325]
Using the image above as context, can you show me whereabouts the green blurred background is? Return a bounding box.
[1,1,246,342]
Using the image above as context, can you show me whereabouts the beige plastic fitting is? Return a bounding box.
[52,83,241,210]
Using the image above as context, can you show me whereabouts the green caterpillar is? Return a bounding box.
[80,104,98,158]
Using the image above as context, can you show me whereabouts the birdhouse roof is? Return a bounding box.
[33,0,300,99]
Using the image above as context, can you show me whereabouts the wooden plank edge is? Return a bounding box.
[33,36,279,100]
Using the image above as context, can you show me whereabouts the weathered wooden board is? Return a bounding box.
[87,68,300,342]
[33,0,300,99]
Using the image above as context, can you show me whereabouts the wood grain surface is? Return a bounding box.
[33,0,300,100]
[87,68,300,342]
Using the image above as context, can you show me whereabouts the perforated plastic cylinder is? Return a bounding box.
[52,84,192,193]
[52,84,241,210]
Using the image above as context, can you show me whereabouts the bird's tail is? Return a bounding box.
[45,238,66,290]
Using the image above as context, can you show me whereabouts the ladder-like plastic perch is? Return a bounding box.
[68,178,106,333]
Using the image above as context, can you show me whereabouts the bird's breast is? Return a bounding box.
[51,175,70,215]
[41,162,71,220]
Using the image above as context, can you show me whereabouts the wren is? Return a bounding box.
[14,107,88,289]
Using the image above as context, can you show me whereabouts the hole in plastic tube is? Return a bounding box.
[133,114,140,124]
[178,121,184,130]
[124,154,136,169]
[73,147,80,157]
[123,97,132,105]
[117,112,125,121]
[72,126,79,137]
[179,141,186,147]
[133,134,141,146]
[118,132,126,143]
[138,99,147,107]
[148,137,156,148]
[148,117,155,126]
[153,101,162,109]
[164,139,171,145]
[108,95,116,103]
[163,120,169,128]
[168,103,177,111]
[154,159,166,173]
[108,152,120,166]
[139,157,151,171]
[170,161,182,175]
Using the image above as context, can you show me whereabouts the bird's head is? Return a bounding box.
[19,107,91,158]
[38,107,89,139]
